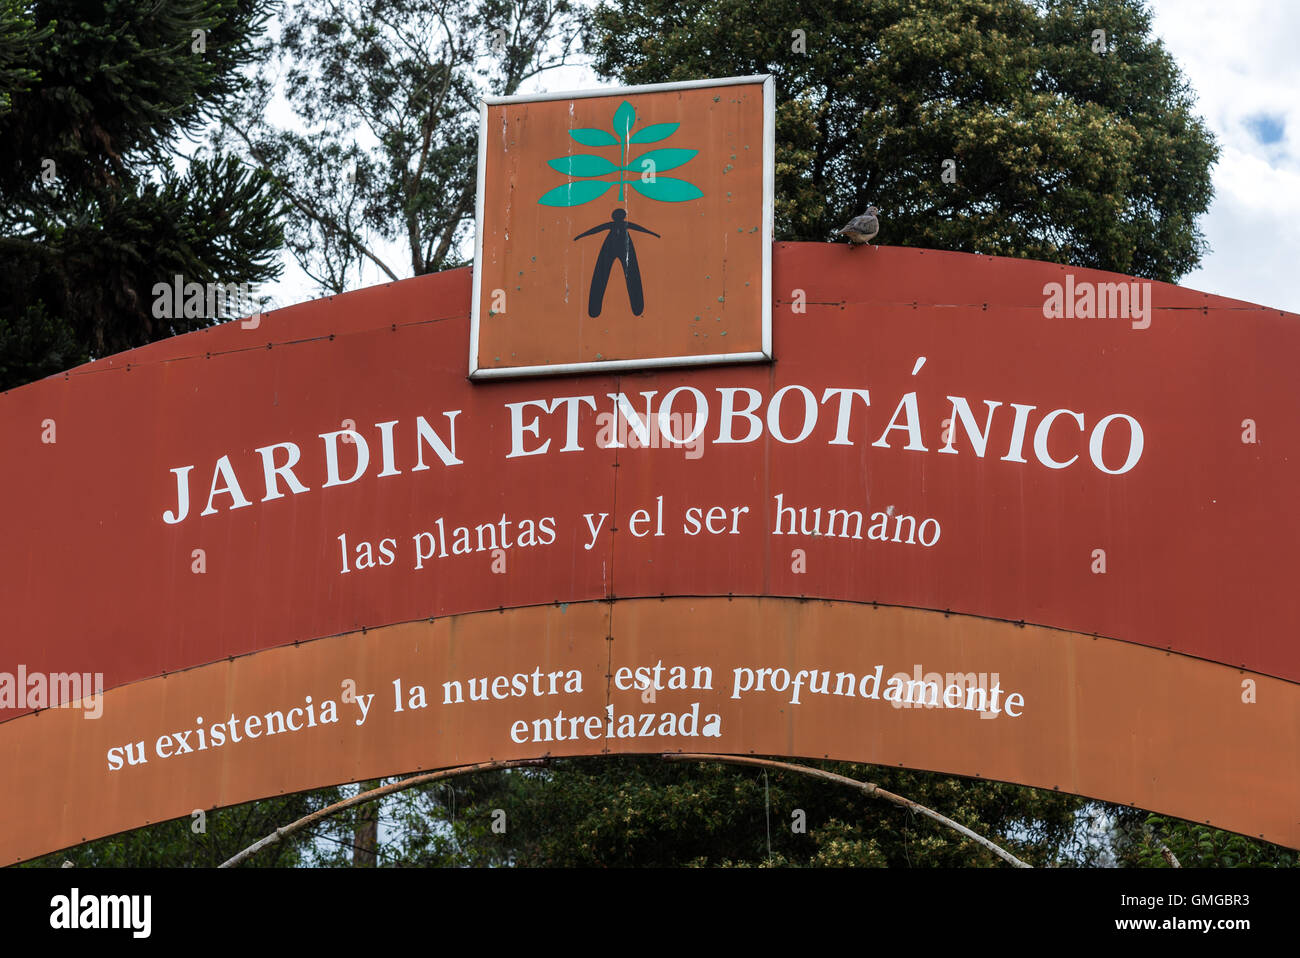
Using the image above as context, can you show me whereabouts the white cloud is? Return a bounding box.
[1148,0,1300,311]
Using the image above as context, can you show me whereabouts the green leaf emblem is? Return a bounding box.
[539,99,702,208]
[569,128,620,147]
[612,100,637,141]
[625,148,698,173]
[629,123,679,144]
[538,180,615,207]
[548,155,620,177]
[630,176,703,202]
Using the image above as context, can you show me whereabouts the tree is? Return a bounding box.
[440,758,1095,867]
[222,0,582,294]
[585,0,1217,282]
[0,0,286,392]
[1105,809,1297,869]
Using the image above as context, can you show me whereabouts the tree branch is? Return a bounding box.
[1144,824,1182,867]
[661,753,1033,868]
[426,182,475,270]
[218,758,548,868]
[221,752,1031,868]
[221,117,400,282]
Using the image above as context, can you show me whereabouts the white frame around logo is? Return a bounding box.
[468,74,775,380]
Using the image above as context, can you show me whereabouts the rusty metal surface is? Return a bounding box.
[473,80,769,372]
[1,598,1295,863]
[3,243,1298,720]
[3,242,1299,859]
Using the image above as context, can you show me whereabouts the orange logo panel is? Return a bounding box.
[470,76,773,377]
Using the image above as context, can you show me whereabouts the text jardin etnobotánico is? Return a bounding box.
[160,364,1145,526]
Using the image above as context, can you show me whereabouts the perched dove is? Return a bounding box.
[836,207,879,247]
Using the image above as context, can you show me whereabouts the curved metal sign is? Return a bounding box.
[2,91,1298,861]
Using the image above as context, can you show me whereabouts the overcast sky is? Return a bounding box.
[1146,0,1299,311]
[261,0,1300,315]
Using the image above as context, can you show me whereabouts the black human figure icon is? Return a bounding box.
[573,208,660,318]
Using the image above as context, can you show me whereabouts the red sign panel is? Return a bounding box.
[2,243,1297,859]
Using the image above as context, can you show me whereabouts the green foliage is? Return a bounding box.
[0,0,48,114]
[307,774,522,867]
[0,0,285,392]
[1107,810,1298,868]
[226,0,582,290]
[375,758,1099,868]
[585,0,1218,282]
[0,302,78,388]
